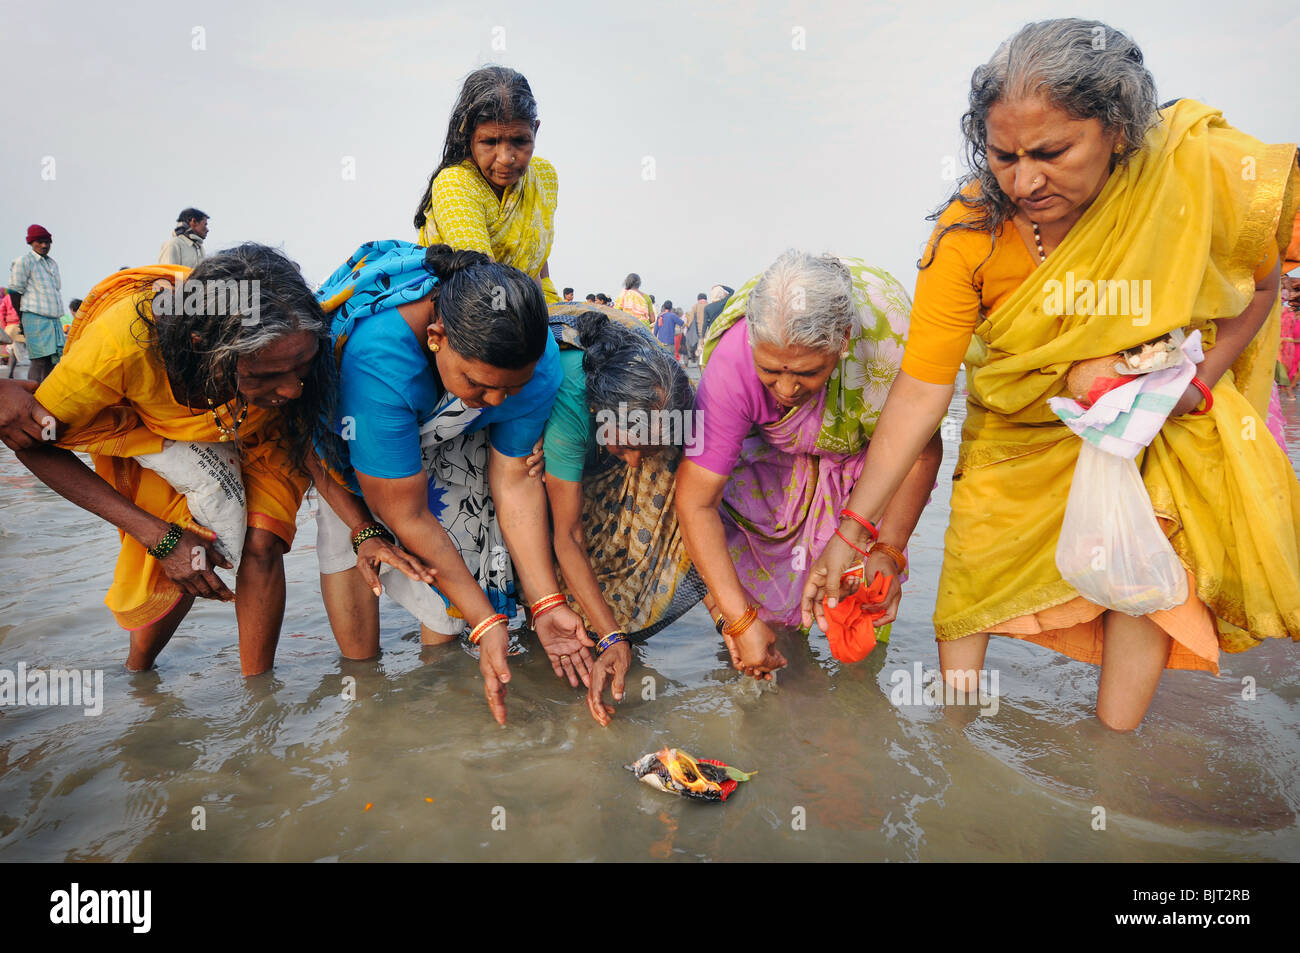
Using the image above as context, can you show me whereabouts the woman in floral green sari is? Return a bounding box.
[676,250,943,676]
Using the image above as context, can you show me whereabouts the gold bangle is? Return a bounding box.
[468,613,508,645]
[529,593,567,620]
[870,542,907,576]
[721,605,758,638]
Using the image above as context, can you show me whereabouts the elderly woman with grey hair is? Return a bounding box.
[676,251,943,678]
[801,18,1300,731]
[542,304,705,724]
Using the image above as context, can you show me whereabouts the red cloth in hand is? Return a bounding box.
[823,571,892,663]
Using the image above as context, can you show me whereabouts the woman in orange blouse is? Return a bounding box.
[800,18,1299,731]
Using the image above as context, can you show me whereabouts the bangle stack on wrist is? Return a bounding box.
[835,508,880,557]
[351,522,395,553]
[468,613,508,646]
[147,523,184,560]
[870,541,907,576]
[1189,376,1213,415]
[529,592,567,624]
[720,605,758,638]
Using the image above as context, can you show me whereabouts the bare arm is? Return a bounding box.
[675,459,786,677]
[490,447,595,683]
[545,475,619,637]
[355,470,495,623]
[800,372,953,623]
[16,400,233,600]
[306,456,435,594]
[1171,260,1280,414]
[357,468,512,724]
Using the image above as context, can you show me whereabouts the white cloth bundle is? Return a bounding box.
[135,440,246,568]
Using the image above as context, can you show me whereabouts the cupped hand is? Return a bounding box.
[722,616,787,681]
[156,524,235,602]
[477,624,511,726]
[800,531,861,631]
[355,535,436,597]
[862,550,903,626]
[586,640,632,726]
[533,605,596,688]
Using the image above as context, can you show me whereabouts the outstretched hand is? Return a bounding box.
[478,625,512,726]
[800,531,861,632]
[354,535,436,596]
[586,640,631,726]
[534,605,596,688]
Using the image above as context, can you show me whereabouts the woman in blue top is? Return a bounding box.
[314,241,592,725]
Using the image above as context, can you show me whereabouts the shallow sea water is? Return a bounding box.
[0,382,1296,862]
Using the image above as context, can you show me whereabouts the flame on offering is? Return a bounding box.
[658,748,720,795]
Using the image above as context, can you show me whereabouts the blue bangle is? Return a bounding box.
[596,631,629,656]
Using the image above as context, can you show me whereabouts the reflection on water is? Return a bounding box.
[1,387,1297,861]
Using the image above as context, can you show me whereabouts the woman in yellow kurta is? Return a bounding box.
[0,247,414,675]
[413,66,559,303]
[800,18,1300,731]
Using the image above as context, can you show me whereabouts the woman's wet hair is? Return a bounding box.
[413,65,539,230]
[746,250,855,354]
[132,243,337,473]
[623,273,641,290]
[424,244,548,368]
[577,310,692,453]
[922,18,1158,269]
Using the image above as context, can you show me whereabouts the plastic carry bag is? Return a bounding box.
[135,440,247,568]
[1054,441,1187,616]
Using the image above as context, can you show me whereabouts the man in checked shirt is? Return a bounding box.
[8,224,64,383]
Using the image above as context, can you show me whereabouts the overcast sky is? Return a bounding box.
[2,0,1296,310]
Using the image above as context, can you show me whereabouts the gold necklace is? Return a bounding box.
[207,394,248,441]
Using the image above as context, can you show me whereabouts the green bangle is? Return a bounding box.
[148,523,184,560]
[351,523,395,553]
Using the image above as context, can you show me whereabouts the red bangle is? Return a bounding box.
[529,593,567,620]
[839,508,879,541]
[468,613,508,645]
[834,526,870,558]
[1189,377,1212,416]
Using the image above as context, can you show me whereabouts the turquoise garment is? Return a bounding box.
[543,349,597,483]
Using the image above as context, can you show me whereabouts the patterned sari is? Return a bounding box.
[547,304,706,640]
[417,157,559,304]
[698,260,913,626]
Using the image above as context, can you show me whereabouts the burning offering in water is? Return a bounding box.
[625,748,756,802]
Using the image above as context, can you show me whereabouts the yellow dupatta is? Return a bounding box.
[937,99,1300,660]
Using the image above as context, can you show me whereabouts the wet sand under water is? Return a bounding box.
[0,384,1297,862]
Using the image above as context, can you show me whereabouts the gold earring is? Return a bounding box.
[430,342,440,353]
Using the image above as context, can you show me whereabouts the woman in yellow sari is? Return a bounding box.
[800,18,1300,731]
[0,246,422,675]
[413,66,559,303]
